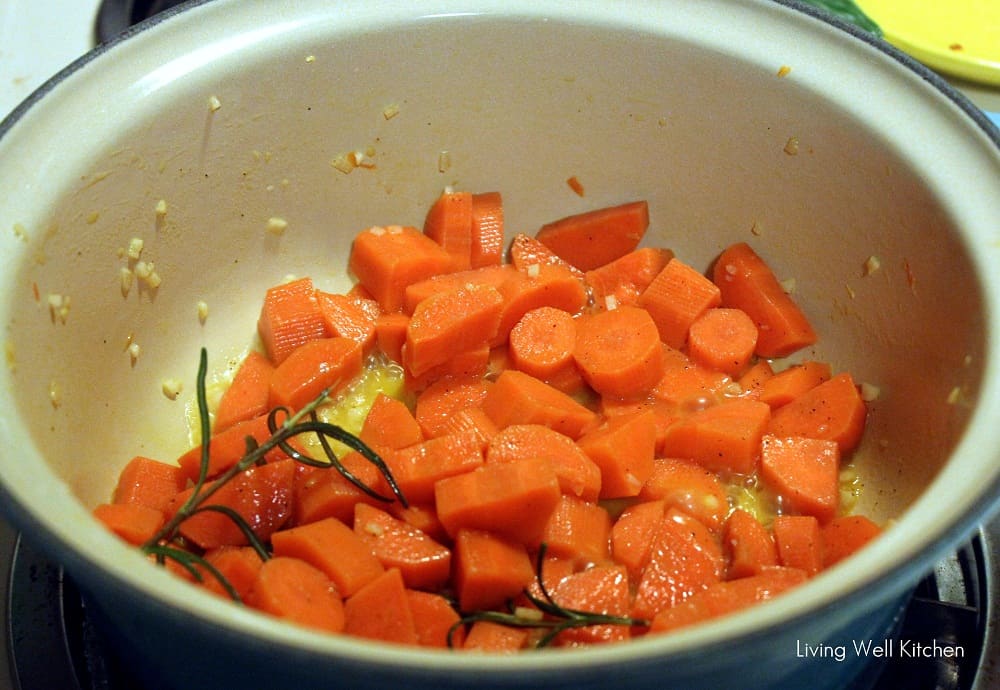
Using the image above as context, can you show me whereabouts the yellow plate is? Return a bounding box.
[855,0,1000,86]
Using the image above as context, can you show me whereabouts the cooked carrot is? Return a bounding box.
[508,306,578,382]
[257,277,329,365]
[176,413,285,481]
[573,306,665,400]
[245,556,345,634]
[213,351,275,433]
[353,503,451,591]
[659,398,772,476]
[199,546,264,600]
[600,397,677,456]
[495,263,588,346]
[423,189,474,271]
[374,311,410,362]
[639,457,728,532]
[722,509,778,579]
[577,410,656,499]
[631,508,724,620]
[348,224,455,313]
[650,344,730,410]
[482,369,598,440]
[405,343,490,393]
[540,494,612,566]
[585,247,674,312]
[407,589,464,648]
[343,567,419,645]
[821,515,882,568]
[471,192,505,268]
[535,201,649,271]
[389,502,449,545]
[610,500,667,581]
[316,290,378,354]
[93,503,165,546]
[437,406,500,450]
[712,242,817,357]
[760,434,840,523]
[403,264,515,314]
[686,307,759,377]
[508,233,585,279]
[758,360,832,409]
[435,457,562,546]
[485,423,602,503]
[414,375,492,439]
[772,515,824,576]
[383,431,485,505]
[463,620,529,652]
[360,392,424,450]
[169,458,296,549]
[766,373,867,452]
[268,337,364,412]
[550,565,632,646]
[637,257,722,349]
[452,528,536,612]
[649,566,807,634]
[293,449,387,525]
[271,517,384,598]
[112,455,187,512]
[737,359,774,399]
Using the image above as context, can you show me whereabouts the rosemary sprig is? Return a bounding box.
[447,544,648,648]
[141,348,406,600]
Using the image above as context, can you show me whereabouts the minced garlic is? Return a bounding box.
[161,378,183,400]
[266,217,289,235]
[207,95,222,112]
[47,293,70,324]
[196,300,209,324]
[783,136,800,155]
[128,341,141,366]
[120,267,134,297]
[863,255,881,276]
[127,237,144,260]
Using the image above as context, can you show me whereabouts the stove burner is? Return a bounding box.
[4,528,996,690]
[95,0,189,43]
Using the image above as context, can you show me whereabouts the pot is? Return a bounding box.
[1,1,998,688]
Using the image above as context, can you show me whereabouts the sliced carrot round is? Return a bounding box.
[508,306,577,381]
[573,305,665,400]
[687,307,758,377]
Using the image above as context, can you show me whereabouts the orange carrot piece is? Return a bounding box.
[293,449,387,525]
[423,190,475,272]
[540,494,612,566]
[494,263,588,346]
[760,434,840,523]
[649,566,807,634]
[405,343,490,393]
[374,311,410,362]
[686,307,759,377]
[213,351,275,433]
[169,458,296,549]
[256,277,329,365]
[772,515,824,576]
[482,369,598,440]
[360,393,424,450]
[343,568,419,645]
[112,455,187,512]
[508,306,578,382]
[176,413,288,481]
[452,528,536,612]
[93,503,165,546]
[414,375,492,439]
[766,373,867,452]
[199,546,264,600]
[270,516,385,597]
[712,242,817,357]
[485,424,602,503]
[650,344,731,410]
[407,589,464,648]
[638,257,722,349]
[246,556,345,634]
[437,407,500,449]
[577,410,656,499]
[722,509,778,579]
[585,247,674,312]
[353,502,452,591]
[268,337,364,412]
[402,284,503,377]
[349,225,455,313]
[631,509,724,620]
[383,431,485,505]
[508,232,585,278]
[403,264,515,315]
[601,396,677,455]
[610,500,667,580]
[639,457,729,532]
[316,290,378,354]
[535,201,649,271]
[821,515,883,568]
[659,398,772,476]
[470,191,505,268]
[389,502,449,545]
[737,359,775,399]
[573,306,665,400]
[463,620,529,652]
[757,360,832,409]
[550,565,632,646]
[435,457,562,546]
